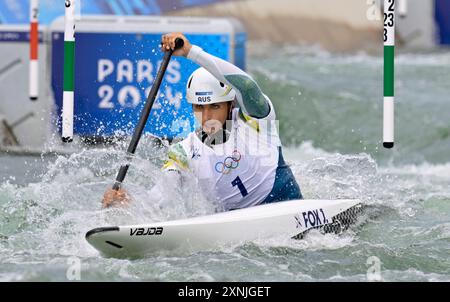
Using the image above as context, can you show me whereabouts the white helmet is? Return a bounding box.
[186,67,236,105]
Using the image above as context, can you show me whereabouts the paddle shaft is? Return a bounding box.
[113,38,184,190]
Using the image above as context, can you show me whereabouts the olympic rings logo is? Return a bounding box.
[215,150,242,174]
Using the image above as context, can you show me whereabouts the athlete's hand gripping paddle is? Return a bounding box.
[112,38,184,190]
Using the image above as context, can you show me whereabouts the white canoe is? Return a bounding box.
[86,199,363,258]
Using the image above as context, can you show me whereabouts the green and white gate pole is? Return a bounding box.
[62,0,76,142]
[29,0,39,101]
[383,0,395,149]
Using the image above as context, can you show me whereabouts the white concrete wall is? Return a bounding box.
[0,26,53,149]
[170,0,382,51]
[396,0,437,48]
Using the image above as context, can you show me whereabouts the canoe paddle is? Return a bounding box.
[112,37,184,190]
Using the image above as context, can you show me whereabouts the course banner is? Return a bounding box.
[51,32,232,138]
[0,0,232,24]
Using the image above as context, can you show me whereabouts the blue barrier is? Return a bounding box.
[435,0,450,45]
[0,0,231,24]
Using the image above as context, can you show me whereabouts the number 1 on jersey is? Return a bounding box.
[232,176,248,197]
